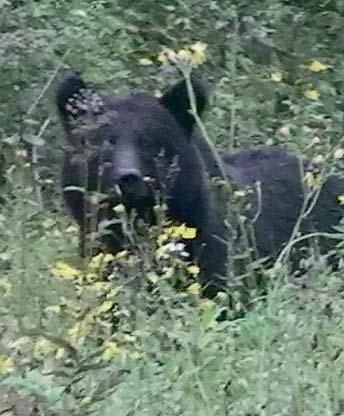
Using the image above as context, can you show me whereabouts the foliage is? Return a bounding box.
[1,0,344,414]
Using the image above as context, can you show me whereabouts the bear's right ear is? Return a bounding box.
[159,77,209,135]
[56,70,103,130]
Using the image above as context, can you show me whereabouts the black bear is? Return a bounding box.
[56,70,228,293]
[56,70,344,293]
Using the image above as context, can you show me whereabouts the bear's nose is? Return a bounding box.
[117,168,144,196]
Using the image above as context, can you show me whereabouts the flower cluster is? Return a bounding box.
[157,41,208,67]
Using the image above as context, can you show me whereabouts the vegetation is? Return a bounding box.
[0,1,344,414]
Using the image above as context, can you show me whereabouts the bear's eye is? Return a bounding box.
[107,135,118,145]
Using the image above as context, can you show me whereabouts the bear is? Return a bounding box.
[56,70,228,294]
[56,70,344,295]
[223,148,344,270]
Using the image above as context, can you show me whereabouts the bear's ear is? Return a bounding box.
[159,77,209,134]
[56,70,104,130]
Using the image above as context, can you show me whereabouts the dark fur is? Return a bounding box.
[57,71,228,293]
[56,71,344,294]
[224,148,344,263]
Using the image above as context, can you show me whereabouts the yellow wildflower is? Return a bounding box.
[89,252,115,270]
[114,250,128,260]
[312,154,325,164]
[187,264,200,276]
[113,203,125,213]
[190,41,208,64]
[106,287,121,299]
[157,42,207,67]
[0,279,11,295]
[89,281,113,291]
[123,334,137,343]
[334,148,344,159]
[157,52,169,65]
[33,339,56,359]
[337,194,344,206]
[270,72,282,82]
[304,170,321,189]
[102,341,119,362]
[97,300,115,314]
[0,356,14,374]
[177,48,193,61]
[128,351,144,360]
[55,348,66,360]
[146,272,159,284]
[187,282,201,296]
[42,218,56,229]
[166,223,197,239]
[139,58,153,66]
[80,397,92,406]
[51,261,81,280]
[306,60,330,72]
[67,319,91,346]
[199,298,216,310]
[304,88,320,100]
[162,266,174,279]
[157,232,169,246]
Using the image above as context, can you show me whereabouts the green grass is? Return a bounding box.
[0,181,343,415]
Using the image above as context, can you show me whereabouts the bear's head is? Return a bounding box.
[56,70,215,232]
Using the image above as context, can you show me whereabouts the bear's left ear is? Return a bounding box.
[159,77,209,135]
[56,69,104,132]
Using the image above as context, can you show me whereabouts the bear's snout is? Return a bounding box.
[115,167,148,203]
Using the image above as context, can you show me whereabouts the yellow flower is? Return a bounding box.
[199,299,216,310]
[33,339,56,359]
[190,41,208,64]
[89,252,115,270]
[114,250,128,260]
[102,341,119,361]
[270,72,282,82]
[139,58,153,66]
[113,203,125,213]
[312,154,325,164]
[304,88,320,100]
[106,287,121,299]
[67,317,92,346]
[187,282,201,296]
[161,266,174,279]
[157,42,207,67]
[128,351,144,360]
[304,170,321,189]
[89,281,113,291]
[155,245,171,260]
[0,356,14,374]
[154,90,163,98]
[337,194,344,206]
[177,48,193,61]
[51,261,81,280]
[157,232,169,246]
[146,272,159,284]
[334,148,344,159]
[157,52,169,65]
[0,279,12,295]
[166,223,197,239]
[158,48,178,64]
[306,60,330,72]
[123,334,137,343]
[97,300,115,314]
[187,264,200,276]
